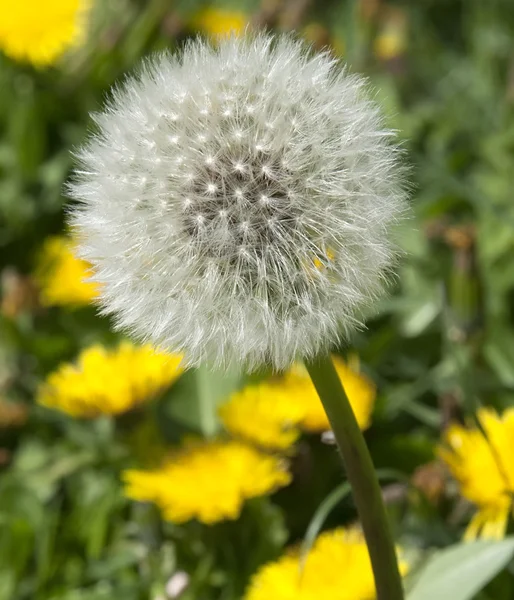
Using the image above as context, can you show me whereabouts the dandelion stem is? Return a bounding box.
[305,354,404,600]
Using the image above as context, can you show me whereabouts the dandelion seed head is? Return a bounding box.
[69,34,407,371]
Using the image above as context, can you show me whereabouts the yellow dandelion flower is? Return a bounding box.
[438,407,514,541]
[35,236,99,308]
[219,383,305,450]
[245,527,408,600]
[38,342,183,418]
[191,7,247,39]
[123,438,291,524]
[282,356,376,433]
[219,357,375,449]
[0,0,91,67]
[374,10,407,61]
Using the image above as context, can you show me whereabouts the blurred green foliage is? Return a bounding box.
[3,0,514,598]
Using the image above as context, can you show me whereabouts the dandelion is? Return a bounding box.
[219,382,305,450]
[284,356,376,432]
[38,342,183,418]
[123,438,291,524]
[439,407,514,541]
[244,527,408,600]
[374,9,408,62]
[219,355,375,449]
[191,7,247,39]
[69,34,406,372]
[0,0,91,67]
[69,34,407,598]
[35,236,99,308]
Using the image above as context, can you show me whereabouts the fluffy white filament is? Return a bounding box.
[69,34,406,371]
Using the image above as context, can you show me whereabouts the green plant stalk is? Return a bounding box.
[305,354,404,600]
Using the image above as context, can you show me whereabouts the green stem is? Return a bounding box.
[305,354,404,600]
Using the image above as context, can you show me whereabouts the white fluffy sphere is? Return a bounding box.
[69,34,406,371]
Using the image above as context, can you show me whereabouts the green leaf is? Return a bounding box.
[407,538,514,600]
[8,77,47,180]
[299,481,352,567]
[483,335,514,388]
[300,469,408,568]
[194,365,243,436]
[164,366,243,437]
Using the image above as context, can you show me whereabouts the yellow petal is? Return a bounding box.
[464,506,510,542]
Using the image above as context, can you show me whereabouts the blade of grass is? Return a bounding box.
[300,468,409,571]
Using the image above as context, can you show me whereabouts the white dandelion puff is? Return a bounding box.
[68,33,407,371]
